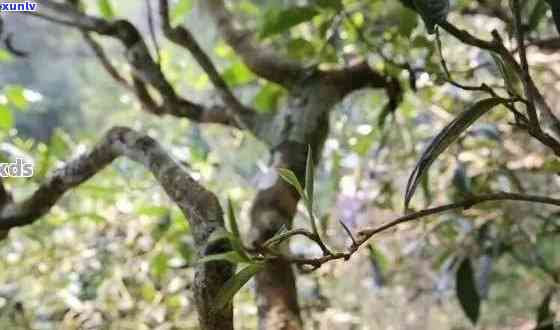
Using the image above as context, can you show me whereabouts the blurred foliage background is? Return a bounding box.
[1,0,560,329]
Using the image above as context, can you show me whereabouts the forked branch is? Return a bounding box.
[159,0,253,130]
[266,192,560,271]
[205,0,308,87]
[30,0,249,129]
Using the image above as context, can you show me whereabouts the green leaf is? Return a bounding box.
[176,239,194,262]
[216,263,265,310]
[411,35,433,49]
[226,199,251,262]
[367,245,389,274]
[286,38,316,60]
[141,283,157,302]
[305,145,314,204]
[397,7,419,37]
[171,0,193,26]
[136,205,169,217]
[222,61,256,86]
[404,98,506,209]
[228,235,251,262]
[0,49,13,62]
[421,170,432,205]
[353,133,375,156]
[278,168,304,196]
[529,0,549,31]
[49,129,72,158]
[153,213,171,240]
[546,0,560,35]
[150,253,169,279]
[456,258,480,325]
[263,225,291,247]
[411,0,450,34]
[260,6,319,39]
[227,198,240,238]
[190,126,210,162]
[452,163,471,196]
[535,291,555,330]
[367,245,386,287]
[97,0,115,19]
[304,145,319,235]
[206,227,231,248]
[5,85,28,110]
[197,251,247,265]
[378,103,393,129]
[0,105,13,130]
[491,53,522,96]
[253,83,284,113]
[68,212,107,224]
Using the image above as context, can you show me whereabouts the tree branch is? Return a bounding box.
[81,32,133,90]
[511,0,539,127]
[0,127,213,231]
[204,0,308,87]
[31,1,246,128]
[0,126,238,322]
[159,0,254,130]
[0,126,235,329]
[529,37,560,50]
[358,192,560,239]
[323,61,390,94]
[264,192,560,271]
[439,21,560,151]
[146,0,162,65]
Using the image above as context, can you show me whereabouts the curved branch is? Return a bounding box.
[204,0,307,87]
[81,32,133,90]
[322,62,400,114]
[323,61,389,94]
[0,126,234,329]
[0,127,216,232]
[30,1,246,129]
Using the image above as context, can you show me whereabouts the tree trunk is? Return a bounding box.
[250,142,307,330]
[249,76,345,330]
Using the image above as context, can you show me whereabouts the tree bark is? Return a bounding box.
[0,127,235,330]
[250,142,307,330]
[249,76,345,330]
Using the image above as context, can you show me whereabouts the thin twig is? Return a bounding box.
[339,219,358,247]
[81,33,132,90]
[439,20,560,154]
[146,0,161,65]
[158,0,252,130]
[511,0,539,128]
[358,192,560,239]
[435,28,499,96]
[263,192,560,271]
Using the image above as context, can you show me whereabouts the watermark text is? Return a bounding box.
[0,2,37,12]
[0,159,33,178]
